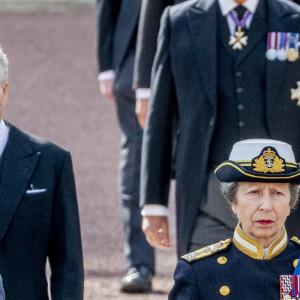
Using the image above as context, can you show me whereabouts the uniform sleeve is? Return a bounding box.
[48,152,84,300]
[169,260,199,300]
[140,7,176,208]
[96,0,121,72]
[133,0,173,89]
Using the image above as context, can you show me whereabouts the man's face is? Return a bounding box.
[0,82,8,120]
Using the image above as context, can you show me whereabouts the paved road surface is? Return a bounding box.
[0,9,177,299]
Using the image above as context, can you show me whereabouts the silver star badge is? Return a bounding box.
[291,81,300,106]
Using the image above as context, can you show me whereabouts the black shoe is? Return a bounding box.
[120,265,153,293]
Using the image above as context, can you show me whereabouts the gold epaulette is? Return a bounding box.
[181,239,231,263]
[291,236,300,246]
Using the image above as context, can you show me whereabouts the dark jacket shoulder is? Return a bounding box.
[6,122,69,163]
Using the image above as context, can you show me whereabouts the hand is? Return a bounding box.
[99,79,114,100]
[135,98,149,129]
[142,216,170,249]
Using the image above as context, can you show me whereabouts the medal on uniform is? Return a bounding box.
[286,33,300,62]
[277,32,288,62]
[280,254,300,299]
[266,32,277,61]
[228,10,252,50]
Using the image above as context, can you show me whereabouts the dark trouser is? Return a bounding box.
[115,91,155,274]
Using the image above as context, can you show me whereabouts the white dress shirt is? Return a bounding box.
[0,120,9,159]
[142,0,260,217]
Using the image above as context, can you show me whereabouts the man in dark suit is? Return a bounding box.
[133,0,299,128]
[96,0,154,293]
[141,0,300,258]
[0,46,84,299]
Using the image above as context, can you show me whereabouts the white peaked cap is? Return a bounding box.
[229,139,296,163]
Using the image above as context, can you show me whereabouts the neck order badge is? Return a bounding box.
[228,9,252,50]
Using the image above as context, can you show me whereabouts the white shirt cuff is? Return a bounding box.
[136,88,151,100]
[141,204,168,216]
[98,70,115,82]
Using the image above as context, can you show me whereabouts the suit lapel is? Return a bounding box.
[0,124,40,243]
[235,0,268,66]
[187,0,218,107]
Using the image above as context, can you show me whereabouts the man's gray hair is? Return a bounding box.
[0,46,8,86]
[220,182,300,210]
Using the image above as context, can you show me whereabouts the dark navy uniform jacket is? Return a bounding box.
[169,226,300,299]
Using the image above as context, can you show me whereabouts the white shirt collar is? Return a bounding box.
[218,0,260,16]
[0,119,9,158]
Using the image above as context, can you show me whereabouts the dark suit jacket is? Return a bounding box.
[96,0,141,97]
[141,0,300,257]
[133,0,185,89]
[0,123,84,299]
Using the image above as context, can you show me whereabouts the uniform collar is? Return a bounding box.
[233,223,288,260]
[218,0,260,16]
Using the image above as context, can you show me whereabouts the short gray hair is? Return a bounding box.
[0,46,8,86]
[220,182,300,210]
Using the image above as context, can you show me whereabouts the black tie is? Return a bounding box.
[235,5,247,22]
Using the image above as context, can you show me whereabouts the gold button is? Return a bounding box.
[220,286,230,296]
[293,259,299,268]
[217,256,227,265]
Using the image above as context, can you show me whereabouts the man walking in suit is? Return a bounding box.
[141,0,300,258]
[0,46,84,299]
[134,0,299,128]
[96,0,154,293]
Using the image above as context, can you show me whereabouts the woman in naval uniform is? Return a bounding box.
[169,139,300,299]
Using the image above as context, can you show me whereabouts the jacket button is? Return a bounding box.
[220,286,230,296]
[217,256,227,265]
[293,259,299,268]
[237,87,244,94]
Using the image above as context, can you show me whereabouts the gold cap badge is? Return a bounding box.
[252,147,285,173]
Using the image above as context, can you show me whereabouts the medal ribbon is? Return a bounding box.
[229,10,252,29]
[292,256,300,298]
[267,32,276,51]
[281,33,287,50]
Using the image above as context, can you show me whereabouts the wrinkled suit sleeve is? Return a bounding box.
[48,152,84,300]
[140,7,176,207]
[169,260,199,299]
[96,0,121,72]
[133,0,173,89]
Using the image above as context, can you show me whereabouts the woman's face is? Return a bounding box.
[232,182,291,247]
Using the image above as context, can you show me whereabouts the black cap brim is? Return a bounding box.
[214,161,300,183]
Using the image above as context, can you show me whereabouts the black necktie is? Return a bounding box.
[235,5,247,22]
